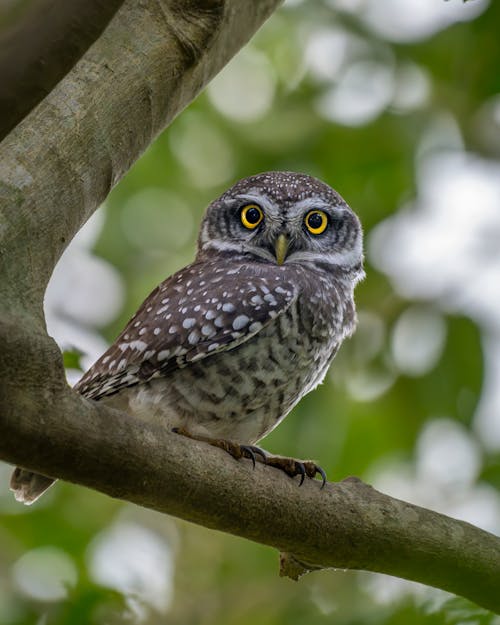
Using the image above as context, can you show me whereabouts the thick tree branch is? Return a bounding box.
[0,0,499,615]
[0,0,282,310]
[0,0,126,139]
[0,395,499,613]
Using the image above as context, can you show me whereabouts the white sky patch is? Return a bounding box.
[369,145,500,448]
[370,150,500,316]
[45,210,123,330]
[359,0,489,44]
[391,306,446,376]
[87,521,174,619]
[305,27,369,83]
[416,418,481,492]
[12,547,78,602]
[44,209,124,379]
[316,60,394,127]
[390,62,431,113]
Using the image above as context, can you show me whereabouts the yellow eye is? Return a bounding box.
[240,204,264,229]
[305,210,328,235]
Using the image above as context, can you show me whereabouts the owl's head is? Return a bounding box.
[198,171,364,282]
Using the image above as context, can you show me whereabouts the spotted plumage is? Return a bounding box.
[11,171,364,504]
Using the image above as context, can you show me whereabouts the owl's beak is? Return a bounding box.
[274,234,289,265]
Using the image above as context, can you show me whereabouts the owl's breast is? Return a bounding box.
[106,270,353,445]
[121,295,340,443]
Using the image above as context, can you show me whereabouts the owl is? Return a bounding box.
[11,171,364,504]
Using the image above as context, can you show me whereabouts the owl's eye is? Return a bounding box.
[240,204,264,229]
[305,210,328,235]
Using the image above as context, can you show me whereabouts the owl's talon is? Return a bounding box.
[173,428,267,469]
[241,445,267,468]
[265,455,327,487]
[296,462,306,486]
[172,428,326,486]
[241,445,257,468]
[315,465,327,489]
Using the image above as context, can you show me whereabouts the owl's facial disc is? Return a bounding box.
[197,172,364,280]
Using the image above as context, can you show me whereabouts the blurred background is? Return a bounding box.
[1,0,500,622]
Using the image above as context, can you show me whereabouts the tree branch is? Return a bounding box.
[0,394,499,613]
[0,0,126,139]
[0,0,282,309]
[0,0,499,615]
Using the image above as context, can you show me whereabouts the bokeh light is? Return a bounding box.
[12,547,77,602]
[2,1,500,623]
[87,520,174,619]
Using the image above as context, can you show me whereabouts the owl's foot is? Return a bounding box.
[172,427,266,468]
[173,427,326,487]
[263,454,327,488]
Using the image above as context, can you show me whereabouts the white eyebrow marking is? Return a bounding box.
[234,193,274,210]
[293,197,332,212]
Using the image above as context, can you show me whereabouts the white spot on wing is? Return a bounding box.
[233,315,250,330]
[264,293,277,306]
[129,340,147,352]
[201,324,215,337]
[214,315,225,328]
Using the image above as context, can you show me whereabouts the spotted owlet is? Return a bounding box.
[11,171,364,503]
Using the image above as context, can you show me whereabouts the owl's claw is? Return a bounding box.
[315,465,327,489]
[172,427,326,487]
[295,461,306,486]
[264,455,327,488]
[172,428,266,470]
[240,445,267,469]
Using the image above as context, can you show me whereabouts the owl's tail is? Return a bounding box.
[10,467,56,505]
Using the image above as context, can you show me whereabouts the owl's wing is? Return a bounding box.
[75,260,297,400]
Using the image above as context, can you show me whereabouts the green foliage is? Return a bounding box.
[1,1,500,624]
[62,348,85,372]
